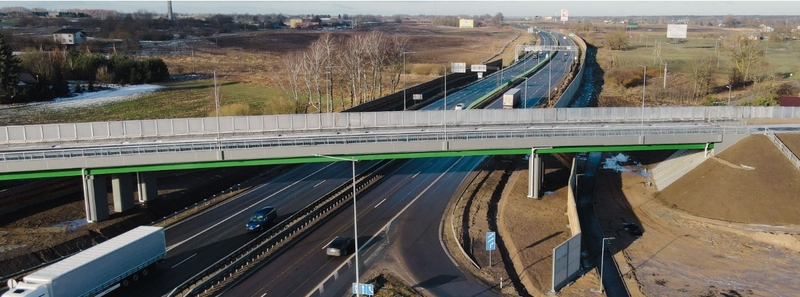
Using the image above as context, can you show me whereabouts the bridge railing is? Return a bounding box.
[0,125,749,163]
[0,106,795,145]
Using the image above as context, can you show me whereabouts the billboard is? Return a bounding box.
[560,9,568,22]
[551,233,582,293]
[666,24,688,39]
[451,62,466,73]
[471,64,487,72]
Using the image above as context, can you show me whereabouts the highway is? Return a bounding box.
[109,29,569,297]
[221,30,568,297]
[107,161,379,296]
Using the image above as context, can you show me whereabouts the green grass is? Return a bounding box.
[0,79,296,125]
[612,33,800,79]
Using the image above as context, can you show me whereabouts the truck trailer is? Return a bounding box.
[503,88,521,109]
[3,226,166,297]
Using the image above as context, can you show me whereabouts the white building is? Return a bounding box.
[53,28,88,45]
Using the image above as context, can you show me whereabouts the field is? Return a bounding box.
[0,24,534,125]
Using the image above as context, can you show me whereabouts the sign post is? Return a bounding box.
[486,231,496,266]
[352,283,375,296]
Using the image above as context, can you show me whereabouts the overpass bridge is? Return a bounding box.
[1,106,797,221]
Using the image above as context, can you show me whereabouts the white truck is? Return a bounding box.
[503,88,521,109]
[3,226,166,297]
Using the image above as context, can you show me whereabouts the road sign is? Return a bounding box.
[352,283,375,295]
[451,62,466,73]
[471,64,487,72]
[486,232,496,250]
[413,94,422,100]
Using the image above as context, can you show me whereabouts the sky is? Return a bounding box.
[2,1,800,17]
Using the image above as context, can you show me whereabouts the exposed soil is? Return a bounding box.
[443,133,800,296]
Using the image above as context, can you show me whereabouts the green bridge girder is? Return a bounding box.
[0,142,712,181]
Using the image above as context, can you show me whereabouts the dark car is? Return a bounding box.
[325,236,355,256]
[245,206,277,232]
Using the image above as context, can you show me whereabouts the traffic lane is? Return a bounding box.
[394,156,498,297]
[223,157,462,297]
[113,162,367,297]
[165,162,358,256]
[307,158,474,297]
[164,162,341,248]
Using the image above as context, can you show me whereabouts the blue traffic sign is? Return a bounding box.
[486,232,496,251]
[352,283,375,295]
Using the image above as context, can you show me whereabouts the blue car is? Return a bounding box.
[246,206,277,232]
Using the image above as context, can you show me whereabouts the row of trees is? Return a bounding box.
[278,32,410,113]
[0,33,169,103]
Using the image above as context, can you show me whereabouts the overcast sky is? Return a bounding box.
[3,1,800,17]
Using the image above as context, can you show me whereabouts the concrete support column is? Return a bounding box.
[528,150,543,199]
[137,172,158,203]
[83,173,109,222]
[112,173,134,212]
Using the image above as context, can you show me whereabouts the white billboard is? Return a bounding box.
[666,24,688,39]
[560,9,568,22]
[451,62,466,73]
[471,64,487,72]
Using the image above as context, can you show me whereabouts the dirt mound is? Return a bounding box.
[657,135,800,225]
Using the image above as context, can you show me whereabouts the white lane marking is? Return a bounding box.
[374,198,387,208]
[412,172,420,179]
[171,253,197,269]
[313,180,325,188]
[303,158,468,297]
[166,163,337,252]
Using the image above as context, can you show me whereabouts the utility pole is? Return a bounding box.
[663,61,667,89]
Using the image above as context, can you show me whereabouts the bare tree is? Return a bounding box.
[687,54,717,101]
[276,53,304,112]
[725,34,765,85]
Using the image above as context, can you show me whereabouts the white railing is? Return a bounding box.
[764,128,800,171]
[0,125,749,163]
[0,106,796,145]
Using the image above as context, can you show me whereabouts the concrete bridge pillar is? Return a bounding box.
[528,149,544,199]
[137,172,158,202]
[82,173,109,222]
[112,173,135,212]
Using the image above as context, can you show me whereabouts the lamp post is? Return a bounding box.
[524,75,530,109]
[663,61,668,89]
[637,64,646,126]
[213,69,221,142]
[548,53,552,106]
[441,64,448,141]
[726,85,732,106]
[402,51,416,111]
[600,237,615,294]
[313,154,360,296]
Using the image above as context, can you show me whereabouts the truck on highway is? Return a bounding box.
[3,226,166,297]
[503,88,521,109]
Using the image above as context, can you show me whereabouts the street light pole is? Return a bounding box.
[637,64,646,126]
[402,52,416,111]
[441,64,448,141]
[313,154,360,296]
[663,61,667,89]
[600,237,615,294]
[726,85,732,106]
[524,75,530,109]
[548,53,552,106]
[213,69,221,143]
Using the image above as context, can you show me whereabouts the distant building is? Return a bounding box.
[289,18,303,28]
[53,28,88,45]
[459,19,474,28]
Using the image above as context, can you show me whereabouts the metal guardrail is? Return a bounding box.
[168,160,393,297]
[0,125,750,163]
[0,107,796,146]
[764,128,800,171]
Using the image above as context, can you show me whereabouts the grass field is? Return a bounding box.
[1,24,530,125]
